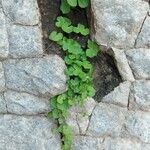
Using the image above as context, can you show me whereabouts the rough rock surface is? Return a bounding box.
[136,15,150,48]
[0,0,149,149]
[87,103,126,137]
[4,90,50,115]
[2,0,40,25]
[126,49,150,79]
[0,9,9,59]
[72,136,142,150]
[91,0,149,49]
[0,115,61,150]
[0,62,5,92]
[129,80,150,111]
[66,97,96,135]
[0,93,7,113]
[102,81,131,107]
[8,25,43,58]
[0,1,67,149]
[112,48,135,81]
[123,111,150,143]
[3,55,67,97]
[82,0,150,148]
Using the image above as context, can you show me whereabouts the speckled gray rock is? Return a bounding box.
[91,0,149,49]
[0,93,7,113]
[87,103,126,137]
[123,111,150,143]
[136,16,150,48]
[72,136,105,150]
[0,9,9,59]
[142,143,150,150]
[129,80,150,111]
[126,49,150,79]
[2,0,40,25]
[105,138,141,150]
[0,115,61,150]
[112,48,135,81]
[102,81,131,107]
[3,55,67,97]
[66,97,96,135]
[0,62,5,92]
[4,90,50,115]
[8,25,43,58]
[72,136,141,150]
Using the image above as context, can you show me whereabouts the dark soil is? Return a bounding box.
[91,53,122,102]
[38,0,122,102]
[37,0,62,56]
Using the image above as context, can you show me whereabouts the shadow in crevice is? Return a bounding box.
[91,52,122,102]
[37,0,63,56]
[38,0,122,102]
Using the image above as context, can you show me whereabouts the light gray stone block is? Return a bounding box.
[3,55,67,97]
[72,136,105,150]
[2,0,40,25]
[0,115,61,150]
[4,90,50,115]
[8,25,43,58]
[136,16,150,48]
[66,97,96,135]
[126,49,150,79]
[105,138,141,150]
[87,103,126,137]
[0,93,7,113]
[112,48,135,81]
[0,9,9,59]
[91,0,149,49]
[0,62,5,92]
[72,136,141,150]
[129,80,150,111]
[102,81,131,107]
[124,111,150,143]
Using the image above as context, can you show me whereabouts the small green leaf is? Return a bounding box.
[47,112,53,118]
[74,24,89,36]
[57,96,64,104]
[87,86,96,97]
[82,60,92,69]
[60,0,71,14]
[56,16,73,33]
[86,40,99,58]
[63,125,72,136]
[52,109,60,119]
[78,0,89,8]
[64,56,73,64]
[49,31,63,42]
[67,0,77,7]
[62,25,73,33]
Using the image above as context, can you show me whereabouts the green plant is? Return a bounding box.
[61,0,90,14]
[56,16,89,35]
[48,1,100,150]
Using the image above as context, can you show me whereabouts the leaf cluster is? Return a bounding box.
[48,1,100,150]
[56,16,89,35]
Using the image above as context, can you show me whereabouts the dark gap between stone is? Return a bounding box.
[38,0,122,102]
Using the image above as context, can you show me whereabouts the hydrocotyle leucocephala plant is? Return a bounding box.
[48,0,100,149]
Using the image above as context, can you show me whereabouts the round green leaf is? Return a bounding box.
[49,31,63,42]
[78,0,89,8]
[60,0,71,14]
[67,0,77,7]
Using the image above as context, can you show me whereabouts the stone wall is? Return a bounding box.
[71,0,150,149]
[0,0,67,149]
[0,0,149,149]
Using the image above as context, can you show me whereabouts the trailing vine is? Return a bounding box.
[48,0,100,149]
